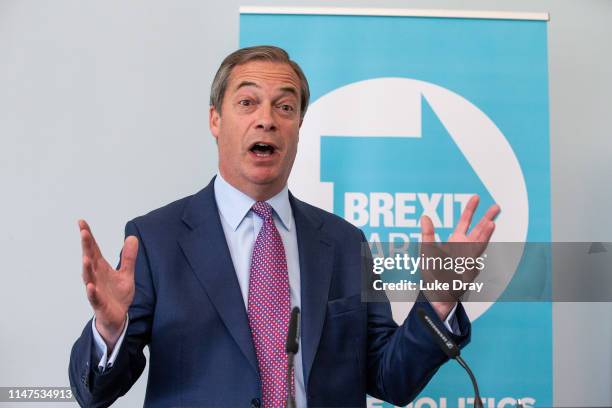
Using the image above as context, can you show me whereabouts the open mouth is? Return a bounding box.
[249,142,276,157]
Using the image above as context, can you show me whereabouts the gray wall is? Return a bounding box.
[0,1,610,407]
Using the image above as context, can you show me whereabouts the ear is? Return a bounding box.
[209,106,221,140]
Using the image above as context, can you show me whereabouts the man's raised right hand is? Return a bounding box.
[79,219,137,352]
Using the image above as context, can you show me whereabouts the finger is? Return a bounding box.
[78,219,95,240]
[420,215,435,243]
[119,236,139,274]
[468,221,496,258]
[468,204,501,240]
[455,195,480,235]
[480,220,496,243]
[81,230,109,274]
[482,204,501,222]
[82,255,96,285]
[86,282,102,308]
[79,220,103,261]
[80,229,96,261]
[78,218,89,231]
[469,219,485,240]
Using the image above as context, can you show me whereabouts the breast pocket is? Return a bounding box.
[314,294,365,400]
[327,293,364,317]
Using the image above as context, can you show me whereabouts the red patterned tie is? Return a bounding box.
[247,201,293,407]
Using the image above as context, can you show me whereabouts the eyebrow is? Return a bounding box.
[279,86,299,98]
[235,81,259,91]
[234,81,298,98]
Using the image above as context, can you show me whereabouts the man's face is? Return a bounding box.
[209,60,302,200]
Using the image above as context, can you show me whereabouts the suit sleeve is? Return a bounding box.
[362,232,472,406]
[68,220,155,407]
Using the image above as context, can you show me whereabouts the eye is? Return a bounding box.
[238,99,253,106]
[277,104,295,112]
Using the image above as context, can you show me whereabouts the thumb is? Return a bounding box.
[420,215,435,243]
[120,236,139,274]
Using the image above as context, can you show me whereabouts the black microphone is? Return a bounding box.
[285,307,300,408]
[417,307,483,408]
[286,307,300,354]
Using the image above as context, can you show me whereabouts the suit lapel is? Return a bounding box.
[290,195,334,389]
[178,178,259,374]
[177,182,335,385]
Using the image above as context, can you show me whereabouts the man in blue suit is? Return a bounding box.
[69,46,499,407]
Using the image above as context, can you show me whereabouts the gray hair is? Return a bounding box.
[209,45,310,120]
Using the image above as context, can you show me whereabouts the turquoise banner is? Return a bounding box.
[241,10,551,408]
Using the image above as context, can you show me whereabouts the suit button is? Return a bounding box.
[250,398,261,408]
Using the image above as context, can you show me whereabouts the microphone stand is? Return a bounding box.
[286,307,300,408]
[456,355,482,408]
[286,350,296,408]
[417,307,482,408]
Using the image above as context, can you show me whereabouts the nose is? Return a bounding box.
[255,104,277,132]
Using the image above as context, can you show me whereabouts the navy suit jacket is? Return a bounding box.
[69,177,471,407]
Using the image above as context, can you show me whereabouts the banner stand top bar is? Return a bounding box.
[239,6,549,22]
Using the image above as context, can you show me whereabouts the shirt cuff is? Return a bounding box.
[91,314,129,372]
[442,303,459,334]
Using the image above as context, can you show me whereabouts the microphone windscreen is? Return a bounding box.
[417,307,460,359]
[286,307,300,354]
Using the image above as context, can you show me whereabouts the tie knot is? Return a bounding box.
[251,201,273,221]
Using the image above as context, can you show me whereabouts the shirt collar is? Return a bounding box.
[214,173,293,232]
